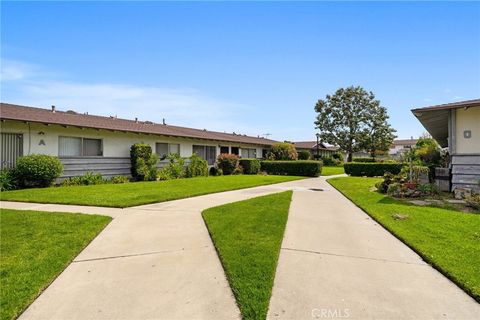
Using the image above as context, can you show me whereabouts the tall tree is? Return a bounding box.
[314,86,395,162]
[360,105,396,160]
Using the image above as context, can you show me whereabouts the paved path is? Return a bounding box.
[2,176,479,319]
[1,178,323,320]
[267,178,480,319]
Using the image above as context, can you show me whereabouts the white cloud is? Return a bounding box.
[1,60,270,137]
[0,59,39,81]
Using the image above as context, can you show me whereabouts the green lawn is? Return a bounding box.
[0,209,111,320]
[0,175,302,208]
[202,191,292,320]
[321,166,345,176]
[328,177,480,302]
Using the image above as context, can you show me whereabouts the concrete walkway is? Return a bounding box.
[2,176,479,319]
[267,178,480,319]
[1,178,321,320]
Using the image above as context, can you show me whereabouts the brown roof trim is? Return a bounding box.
[411,98,480,113]
[393,139,417,145]
[0,102,278,146]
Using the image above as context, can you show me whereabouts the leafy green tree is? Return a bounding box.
[267,142,298,160]
[360,105,396,160]
[314,86,395,162]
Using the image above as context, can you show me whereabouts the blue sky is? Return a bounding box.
[1,1,479,141]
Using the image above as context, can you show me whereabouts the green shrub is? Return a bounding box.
[61,172,104,186]
[209,167,223,176]
[261,160,322,177]
[297,150,311,160]
[387,182,402,195]
[0,168,18,191]
[332,153,344,162]
[185,154,208,178]
[130,143,155,180]
[135,153,159,181]
[110,175,130,184]
[321,156,342,166]
[267,142,298,160]
[15,154,63,187]
[417,183,439,195]
[217,154,239,175]
[157,153,185,180]
[239,158,261,174]
[344,162,403,177]
[352,158,376,163]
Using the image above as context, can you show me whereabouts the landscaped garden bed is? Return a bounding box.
[328,176,480,302]
[0,209,111,320]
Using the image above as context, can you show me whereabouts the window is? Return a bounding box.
[220,146,229,154]
[193,145,216,165]
[156,143,180,159]
[59,136,102,157]
[241,148,257,158]
[262,149,268,158]
[231,147,239,155]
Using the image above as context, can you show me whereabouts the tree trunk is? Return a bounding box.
[347,152,353,162]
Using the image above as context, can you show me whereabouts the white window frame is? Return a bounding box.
[156,142,180,159]
[58,136,103,157]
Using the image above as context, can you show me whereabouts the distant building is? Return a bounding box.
[292,141,341,158]
[389,139,417,159]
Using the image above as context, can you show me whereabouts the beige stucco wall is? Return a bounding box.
[455,106,480,154]
[0,120,265,159]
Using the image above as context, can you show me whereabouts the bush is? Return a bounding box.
[217,153,239,175]
[261,160,322,177]
[157,153,185,180]
[352,158,376,163]
[61,172,104,186]
[130,144,155,180]
[321,156,342,166]
[239,158,261,174]
[267,142,298,160]
[297,150,311,160]
[417,183,439,195]
[110,175,130,184]
[344,162,403,177]
[332,153,344,162]
[15,154,63,188]
[0,168,18,191]
[135,154,159,181]
[185,154,208,178]
[387,182,403,195]
[209,166,222,176]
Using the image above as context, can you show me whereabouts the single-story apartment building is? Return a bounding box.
[411,99,480,192]
[389,138,417,159]
[0,102,277,179]
[292,141,341,158]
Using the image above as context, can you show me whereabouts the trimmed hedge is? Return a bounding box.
[261,160,322,177]
[344,162,403,177]
[217,153,239,175]
[352,158,376,163]
[239,158,261,174]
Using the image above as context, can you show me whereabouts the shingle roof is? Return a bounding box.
[0,103,277,146]
[411,98,480,113]
[393,139,417,146]
[293,141,339,151]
